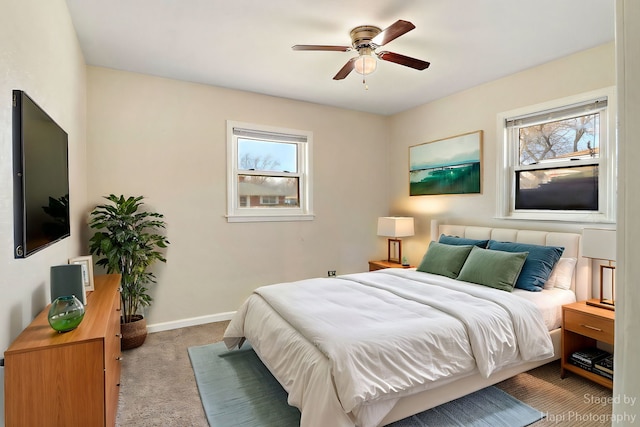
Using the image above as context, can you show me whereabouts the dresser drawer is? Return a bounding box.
[564,309,614,344]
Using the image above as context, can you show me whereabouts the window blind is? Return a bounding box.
[506,97,608,128]
[233,127,307,143]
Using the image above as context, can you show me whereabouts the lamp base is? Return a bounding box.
[586,298,615,311]
[387,238,402,264]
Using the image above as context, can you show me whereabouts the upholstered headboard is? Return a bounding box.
[431,222,591,301]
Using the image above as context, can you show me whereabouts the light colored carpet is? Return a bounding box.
[117,321,612,426]
[189,341,543,427]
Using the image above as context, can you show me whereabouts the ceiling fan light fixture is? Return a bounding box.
[293,20,429,82]
[354,48,377,75]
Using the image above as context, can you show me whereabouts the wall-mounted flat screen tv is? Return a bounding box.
[13,90,70,258]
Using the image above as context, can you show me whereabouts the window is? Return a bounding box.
[497,88,616,223]
[260,196,278,205]
[226,121,313,222]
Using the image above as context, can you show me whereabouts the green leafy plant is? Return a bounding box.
[88,195,169,323]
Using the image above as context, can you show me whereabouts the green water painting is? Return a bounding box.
[410,131,482,196]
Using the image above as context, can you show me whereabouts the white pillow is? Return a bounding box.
[543,257,577,290]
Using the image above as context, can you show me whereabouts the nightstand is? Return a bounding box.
[561,301,614,389]
[368,260,414,271]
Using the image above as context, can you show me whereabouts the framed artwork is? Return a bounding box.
[69,255,95,294]
[409,130,483,196]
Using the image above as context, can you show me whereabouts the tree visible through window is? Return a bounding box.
[519,113,598,165]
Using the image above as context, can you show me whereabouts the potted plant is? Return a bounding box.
[88,194,170,350]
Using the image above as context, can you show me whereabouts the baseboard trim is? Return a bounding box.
[147,311,236,333]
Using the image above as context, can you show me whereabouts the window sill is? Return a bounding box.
[496,211,615,224]
[226,213,315,223]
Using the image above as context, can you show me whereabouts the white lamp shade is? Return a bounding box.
[581,228,616,261]
[354,54,377,75]
[377,217,415,238]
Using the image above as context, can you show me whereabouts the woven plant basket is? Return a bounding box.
[121,315,147,350]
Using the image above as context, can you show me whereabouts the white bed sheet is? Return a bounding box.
[512,287,576,330]
[399,267,576,330]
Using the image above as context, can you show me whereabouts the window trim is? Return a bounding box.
[226,120,314,223]
[496,87,616,223]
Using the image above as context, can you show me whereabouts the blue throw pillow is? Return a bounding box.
[438,234,489,248]
[487,240,564,292]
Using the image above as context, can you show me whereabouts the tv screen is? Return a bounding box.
[13,90,70,258]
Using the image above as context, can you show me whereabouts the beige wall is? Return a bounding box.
[86,43,616,329]
[86,66,391,326]
[0,0,87,423]
[388,43,616,267]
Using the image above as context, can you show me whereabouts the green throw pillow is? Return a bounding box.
[417,241,473,279]
[457,246,528,292]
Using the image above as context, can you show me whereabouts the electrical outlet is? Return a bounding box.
[328,270,336,277]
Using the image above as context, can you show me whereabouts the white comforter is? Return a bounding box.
[224,269,554,427]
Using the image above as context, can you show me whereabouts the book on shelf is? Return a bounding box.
[569,357,614,381]
[595,354,614,375]
[569,357,594,372]
[592,366,613,380]
[570,347,610,366]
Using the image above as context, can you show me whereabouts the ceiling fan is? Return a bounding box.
[292,19,430,81]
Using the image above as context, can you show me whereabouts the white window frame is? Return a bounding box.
[226,120,314,222]
[496,87,616,223]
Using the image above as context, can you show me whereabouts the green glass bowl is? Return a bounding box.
[48,295,85,333]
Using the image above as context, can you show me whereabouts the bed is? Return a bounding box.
[223,224,590,427]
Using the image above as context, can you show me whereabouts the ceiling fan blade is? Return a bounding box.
[292,45,352,52]
[378,51,430,70]
[333,57,358,80]
[371,20,415,46]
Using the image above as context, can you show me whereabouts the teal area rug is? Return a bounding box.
[188,342,544,427]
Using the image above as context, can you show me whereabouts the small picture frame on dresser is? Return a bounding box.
[69,255,95,294]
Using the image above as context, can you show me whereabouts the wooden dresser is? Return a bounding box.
[4,274,122,427]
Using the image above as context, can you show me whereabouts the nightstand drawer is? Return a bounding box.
[564,309,614,344]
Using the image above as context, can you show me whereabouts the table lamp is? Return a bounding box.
[377,217,414,264]
[582,228,616,310]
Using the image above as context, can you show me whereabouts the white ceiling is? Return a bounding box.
[64,0,615,116]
